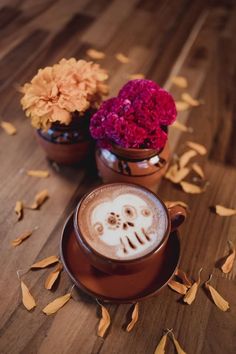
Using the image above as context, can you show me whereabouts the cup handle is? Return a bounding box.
[167,205,187,232]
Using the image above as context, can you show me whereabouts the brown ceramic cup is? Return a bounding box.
[73,183,186,275]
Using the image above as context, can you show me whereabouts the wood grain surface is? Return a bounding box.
[0,1,235,353]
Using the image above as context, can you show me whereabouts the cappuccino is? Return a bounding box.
[77,184,168,260]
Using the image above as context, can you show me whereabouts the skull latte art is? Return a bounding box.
[78,184,168,260]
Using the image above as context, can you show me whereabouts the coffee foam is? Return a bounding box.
[78,184,168,260]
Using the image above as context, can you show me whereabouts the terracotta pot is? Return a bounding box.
[73,183,186,275]
[35,111,94,165]
[95,142,170,191]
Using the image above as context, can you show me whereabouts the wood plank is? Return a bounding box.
[32,13,94,67]
[0,14,93,115]
[147,0,206,85]
[81,0,141,46]
[81,0,110,17]
[0,0,236,353]
[20,0,57,17]
[0,30,49,91]
[88,0,203,97]
[0,1,55,59]
[0,6,21,30]
[167,4,236,153]
[0,0,91,61]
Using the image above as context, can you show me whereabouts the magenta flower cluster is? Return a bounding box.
[89,79,177,150]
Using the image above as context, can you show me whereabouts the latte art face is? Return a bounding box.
[78,184,168,260]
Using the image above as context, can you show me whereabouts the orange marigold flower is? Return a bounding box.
[20,58,108,129]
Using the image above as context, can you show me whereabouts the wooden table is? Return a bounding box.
[0,1,235,353]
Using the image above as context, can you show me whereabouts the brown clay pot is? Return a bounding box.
[35,111,94,165]
[95,142,170,191]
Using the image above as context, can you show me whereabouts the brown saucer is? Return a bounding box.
[60,213,181,303]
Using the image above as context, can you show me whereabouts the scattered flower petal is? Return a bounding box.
[1,121,17,135]
[97,303,111,337]
[179,150,197,168]
[221,241,235,273]
[27,170,49,178]
[12,230,33,247]
[175,101,190,112]
[29,189,49,209]
[15,201,23,221]
[165,164,190,183]
[154,333,168,354]
[175,269,192,288]
[180,181,205,194]
[181,93,201,107]
[192,163,204,179]
[31,255,59,269]
[21,280,36,311]
[171,76,188,88]
[172,120,193,132]
[205,275,229,312]
[186,141,207,155]
[43,293,71,315]
[164,201,189,211]
[128,73,145,80]
[115,53,130,63]
[45,263,63,289]
[126,303,139,332]
[86,48,106,59]
[215,205,236,216]
[171,332,187,354]
[183,268,202,305]
[168,280,188,294]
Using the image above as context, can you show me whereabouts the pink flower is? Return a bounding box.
[119,80,176,125]
[90,79,176,150]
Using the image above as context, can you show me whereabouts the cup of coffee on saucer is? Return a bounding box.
[73,183,186,275]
